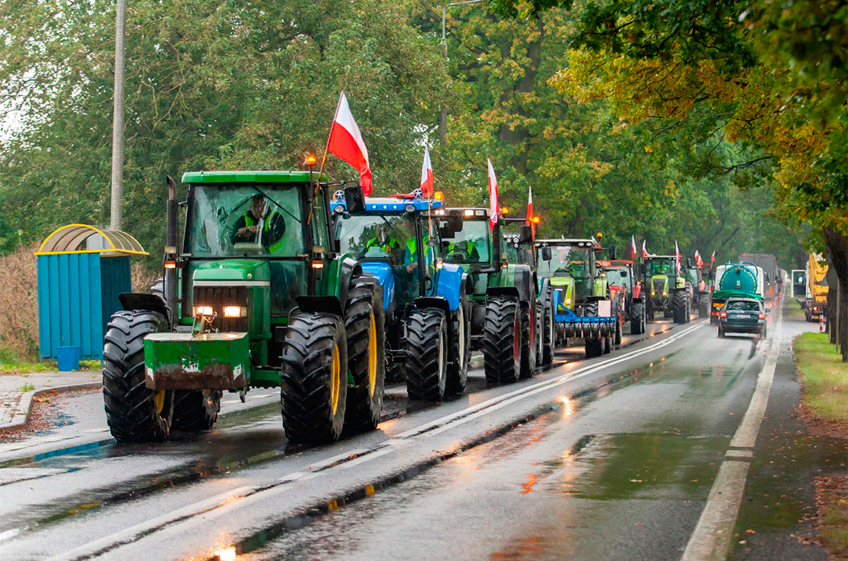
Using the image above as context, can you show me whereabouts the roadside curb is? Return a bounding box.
[0,382,101,435]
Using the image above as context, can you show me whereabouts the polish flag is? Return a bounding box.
[327,92,372,194]
[711,250,716,265]
[487,159,500,229]
[527,186,533,222]
[631,235,637,261]
[695,250,704,268]
[641,239,650,259]
[420,147,433,198]
[675,241,681,273]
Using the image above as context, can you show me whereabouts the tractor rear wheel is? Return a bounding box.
[672,290,688,324]
[698,292,710,318]
[541,304,553,366]
[630,302,644,334]
[344,278,385,433]
[406,308,448,401]
[172,390,222,431]
[519,302,537,379]
[482,296,522,384]
[103,310,173,442]
[585,337,604,358]
[280,313,348,444]
[446,302,470,396]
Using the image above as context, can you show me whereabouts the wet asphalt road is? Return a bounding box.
[0,303,823,561]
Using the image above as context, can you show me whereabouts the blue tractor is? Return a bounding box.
[333,191,471,401]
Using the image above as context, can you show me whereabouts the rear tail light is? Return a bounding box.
[758,312,765,320]
[720,311,727,318]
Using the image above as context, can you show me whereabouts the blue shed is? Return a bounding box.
[36,225,147,361]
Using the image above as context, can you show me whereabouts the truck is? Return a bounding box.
[642,255,691,324]
[805,253,828,322]
[710,262,765,324]
[438,208,540,383]
[333,192,471,400]
[738,253,779,299]
[535,239,617,358]
[791,269,806,299]
[104,171,386,445]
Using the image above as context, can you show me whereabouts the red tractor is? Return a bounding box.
[600,259,647,335]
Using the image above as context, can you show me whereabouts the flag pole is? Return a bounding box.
[310,92,345,224]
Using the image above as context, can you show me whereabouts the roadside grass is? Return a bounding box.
[795,333,848,557]
[785,297,805,318]
[795,333,848,424]
[0,349,101,376]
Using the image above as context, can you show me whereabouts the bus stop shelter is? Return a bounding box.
[36,224,147,363]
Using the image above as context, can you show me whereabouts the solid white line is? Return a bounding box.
[681,304,784,561]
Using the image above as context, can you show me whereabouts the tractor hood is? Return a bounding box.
[192,259,271,283]
[361,262,395,311]
[651,275,668,296]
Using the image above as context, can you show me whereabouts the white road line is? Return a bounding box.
[681,304,784,561]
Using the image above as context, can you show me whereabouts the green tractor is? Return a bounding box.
[643,256,691,324]
[502,219,555,367]
[103,171,386,445]
[438,208,540,383]
[536,239,617,358]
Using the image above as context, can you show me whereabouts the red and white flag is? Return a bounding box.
[527,186,534,222]
[420,146,433,198]
[487,159,500,229]
[695,250,704,268]
[675,241,681,273]
[711,250,716,264]
[327,92,372,194]
[631,235,637,261]
[641,239,650,259]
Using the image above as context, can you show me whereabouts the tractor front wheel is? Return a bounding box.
[103,310,173,443]
[483,296,522,384]
[344,278,386,433]
[519,302,537,379]
[406,308,448,401]
[280,313,348,444]
[446,302,470,396]
[630,301,645,334]
[172,390,222,431]
[672,290,688,324]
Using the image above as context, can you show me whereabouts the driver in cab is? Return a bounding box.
[363,224,402,260]
[231,194,286,251]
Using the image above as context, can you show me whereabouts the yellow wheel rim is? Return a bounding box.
[154,390,166,415]
[368,312,377,398]
[330,343,341,416]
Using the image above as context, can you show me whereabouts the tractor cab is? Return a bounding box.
[535,239,602,312]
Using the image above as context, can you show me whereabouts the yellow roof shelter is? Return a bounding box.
[35,224,147,256]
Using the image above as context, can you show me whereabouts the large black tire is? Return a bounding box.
[585,337,604,358]
[103,310,173,442]
[698,292,710,318]
[630,301,645,334]
[172,390,222,431]
[446,302,470,396]
[482,296,521,384]
[603,334,612,354]
[519,303,537,379]
[672,290,688,324]
[280,313,348,444]
[614,315,622,345]
[541,303,553,366]
[344,278,386,433]
[406,308,448,401]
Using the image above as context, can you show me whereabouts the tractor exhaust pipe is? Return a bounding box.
[164,175,178,318]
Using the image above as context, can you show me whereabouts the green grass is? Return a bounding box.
[15,383,35,392]
[785,297,805,318]
[820,502,848,558]
[0,346,101,376]
[795,333,848,424]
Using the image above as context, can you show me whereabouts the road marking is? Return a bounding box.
[681,304,783,561]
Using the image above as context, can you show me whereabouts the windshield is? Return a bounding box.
[726,300,760,311]
[187,184,305,257]
[443,219,491,264]
[647,258,675,276]
[537,246,593,278]
[606,268,631,288]
[337,213,417,265]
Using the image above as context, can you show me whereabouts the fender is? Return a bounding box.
[296,296,344,317]
[414,296,451,316]
[360,261,395,312]
[513,264,534,303]
[119,293,171,324]
[338,256,362,309]
[487,286,520,299]
[434,263,464,311]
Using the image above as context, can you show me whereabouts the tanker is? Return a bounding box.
[709,263,765,324]
[738,253,779,298]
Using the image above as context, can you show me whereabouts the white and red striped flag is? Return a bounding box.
[675,241,681,273]
[326,92,372,194]
[527,186,534,222]
[711,250,716,265]
[487,159,500,229]
[420,146,433,198]
[631,235,637,261]
[641,239,650,259]
[695,250,704,268]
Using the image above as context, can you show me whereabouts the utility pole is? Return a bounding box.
[440,0,481,146]
[110,0,127,230]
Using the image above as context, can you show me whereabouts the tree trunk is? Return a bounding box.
[823,227,848,361]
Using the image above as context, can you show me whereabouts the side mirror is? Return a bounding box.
[518,224,532,244]
[609,244,617,260]
[439,227,456,239]
[344,185,365,213]
[441,214,463,233]
[541,247,552,261]
[765,307,771,313]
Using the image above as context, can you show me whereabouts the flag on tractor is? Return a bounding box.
[527,186,533,223]
[675,241,681,273]
[326,92,372,194]
[695,250,704,268]
[420,147,433,198]
[487,159,500,229]
[711,250,716,264]
[631,235,637,261]
[641,239,650,259]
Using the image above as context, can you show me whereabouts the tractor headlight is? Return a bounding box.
[223,306,247,318]
[663,289,667,296]
[333,204,345,214]
[194,305,214,316]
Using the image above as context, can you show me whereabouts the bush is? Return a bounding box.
[0,244,40,361]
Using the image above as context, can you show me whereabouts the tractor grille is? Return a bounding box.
[193,286,249,332]
[652,278,665,295]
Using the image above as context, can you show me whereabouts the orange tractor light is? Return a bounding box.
[304,154,318,166]
[434,191,445,201]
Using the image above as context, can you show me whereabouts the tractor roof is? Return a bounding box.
[182,170,323,184]
[443,208,491,219]
[535,239,595,248]
[333,193,443,213]
[646,255,676,260]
